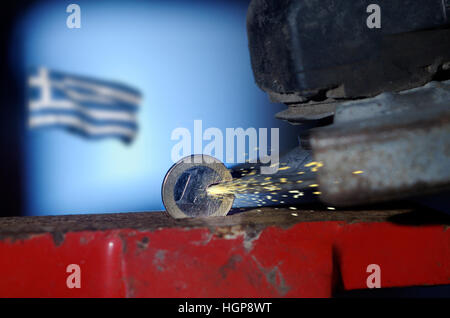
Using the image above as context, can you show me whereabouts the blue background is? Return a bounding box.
[15,0,299,215]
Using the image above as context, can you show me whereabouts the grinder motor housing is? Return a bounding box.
[246,0,450,206]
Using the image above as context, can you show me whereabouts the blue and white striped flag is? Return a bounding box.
[28,67,141,143]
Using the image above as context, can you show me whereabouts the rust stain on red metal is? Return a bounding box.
[0,208,448,297]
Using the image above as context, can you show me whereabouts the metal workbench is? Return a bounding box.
[0,206,449,297]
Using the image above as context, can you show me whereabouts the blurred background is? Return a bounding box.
[1,0,300,216]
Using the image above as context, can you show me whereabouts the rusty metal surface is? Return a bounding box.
[311,80,450,206]
[275,101,337,123]
[0,207,412,242]
[0,206,449,297]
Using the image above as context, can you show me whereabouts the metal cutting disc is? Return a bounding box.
[161,155,234,218]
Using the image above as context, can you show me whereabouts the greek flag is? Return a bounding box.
[28,67,141,143]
